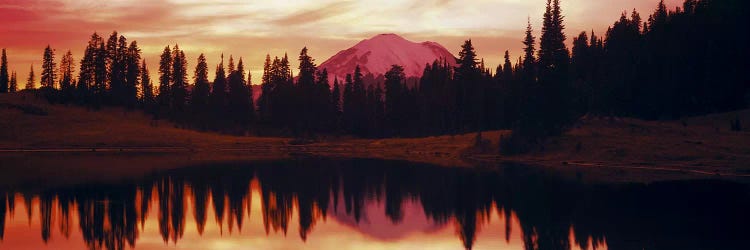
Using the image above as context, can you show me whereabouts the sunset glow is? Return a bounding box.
[1,0,682,84]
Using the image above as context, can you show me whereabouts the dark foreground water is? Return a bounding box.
[0,158,748,250]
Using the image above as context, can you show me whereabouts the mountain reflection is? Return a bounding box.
[0,158,748,250]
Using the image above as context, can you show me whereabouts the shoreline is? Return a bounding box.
[2,93,750,184]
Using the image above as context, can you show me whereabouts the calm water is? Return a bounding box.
[0,158,748,250]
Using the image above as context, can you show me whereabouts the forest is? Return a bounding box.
[0,0,747,153]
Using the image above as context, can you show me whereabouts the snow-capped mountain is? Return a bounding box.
[318,33,456,83]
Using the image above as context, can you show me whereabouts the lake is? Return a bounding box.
[0,157,748,250]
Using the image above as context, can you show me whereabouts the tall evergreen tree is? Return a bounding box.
[521,18,536,80]
[41,45,56,89]
[140,60,154,109]
[191,53,210,128]
[0,49,8,93]
[384,65,405,136]
[454,40,482,132]
[502,51,513,81]
[315,68,331,130]
[124,41,141,109]
[78,33,105,106]
[227,57,252,129]
[210,54,228,128]
[107,33,128,105]
[171,45,188,121]
[59,50,75,101]
[93,42,108,106]
[342,73,354,132]
[297,47,317,134]
[331,77,342,130]
[9,71,17,93]
[351,66,367,135]
[26,64,35,90]
[258,54,273,122]
[533,0,572,136]
[157,46,172,115]
[538,0,569,78]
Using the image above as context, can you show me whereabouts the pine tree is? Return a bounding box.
[314,68,330,131]
[538,0,569,78]
[9,71,17,93]
[140,60,154,107]
[210,54,228,128]
[352,66,367,135]
[521,18,536,80]
[171,45,188,120]
[502,51,513,80]
[258,54,273,122]
[157,46,172,113]
[531,0,572,136]
[331,77,341,129]
[107,33,127,105]
[342,73,354,132]
[384,65,405,136]
[125,41,141,109]
[0,49,8,93]
[227,56,252,129]
[78,33,104,105]
[191,53,210,128]
[93,42,108,106]
[26,64,35,90]
[59,50,75,101]
[297,47,317,134]
[454,40,482,132]
[298,47,316,88]
[41,45,56,89]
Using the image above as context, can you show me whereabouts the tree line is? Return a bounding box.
[1,0,747,144]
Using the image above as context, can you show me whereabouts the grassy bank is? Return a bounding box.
[2,92,749,183]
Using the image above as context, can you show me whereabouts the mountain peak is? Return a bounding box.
[319,34,456,84]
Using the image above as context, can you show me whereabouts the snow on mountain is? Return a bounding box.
[318,33,456,84]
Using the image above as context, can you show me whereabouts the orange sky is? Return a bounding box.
[0,0,682,85]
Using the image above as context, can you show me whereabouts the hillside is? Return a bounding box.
[1,92,750,183]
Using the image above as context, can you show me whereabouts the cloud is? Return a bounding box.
[272,1,354,26]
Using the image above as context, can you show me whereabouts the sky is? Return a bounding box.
[0,0,683,85]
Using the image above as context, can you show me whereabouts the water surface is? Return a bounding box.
[0,158,747,249]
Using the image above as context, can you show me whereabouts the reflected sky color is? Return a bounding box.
[0,0,684,84]
[0,158,746,250]
[0,182,594,250]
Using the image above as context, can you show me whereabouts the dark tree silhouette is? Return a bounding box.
[210,54,228,129]
[331,77,342,130]
[140,60,154,113]
[9,71,17,93]
[157,45,172,117]
[384,65,406,136]
[171,45,189,123]
[227,57,253,132]
[124,41,141,109]
[454,40,482,133]
[0,48,8,93]
[191,53,211,129]
[59,50,75,101]
[25,64,35,90]
[41,45,56,89]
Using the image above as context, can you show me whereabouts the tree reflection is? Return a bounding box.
[0,159,748,250]
[0,193,6,240]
